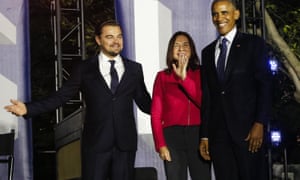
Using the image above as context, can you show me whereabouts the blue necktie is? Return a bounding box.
[217,38,227,82]
[109,60,119,94]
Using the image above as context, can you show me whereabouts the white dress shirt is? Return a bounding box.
[98,52,125,88]
[214,26,237,68]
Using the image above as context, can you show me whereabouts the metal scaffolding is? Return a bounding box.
[51,0,86,123]
[239,0,266,39]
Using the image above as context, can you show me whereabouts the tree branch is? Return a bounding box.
[257,0,300,103]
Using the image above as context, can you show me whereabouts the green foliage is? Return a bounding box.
[266,0,300,137]
[266,0,300,57]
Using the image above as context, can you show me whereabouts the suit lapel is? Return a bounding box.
[207,40,219,82]
[224,32,242,83]
[90,56,112,93]
[116,59,132,93]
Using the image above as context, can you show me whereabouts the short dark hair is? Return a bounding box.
[94,20,121,36]
[211,0,238,10]
[165,31,200,73]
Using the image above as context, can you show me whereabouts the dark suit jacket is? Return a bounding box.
[25,56,151,152]
[200,32,272,143]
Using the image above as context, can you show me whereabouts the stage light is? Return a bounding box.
[271,130,282,147]
[269,58,278,75]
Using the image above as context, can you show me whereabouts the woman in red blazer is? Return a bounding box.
[151,31,211,180]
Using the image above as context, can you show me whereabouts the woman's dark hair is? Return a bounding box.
[165,31,200,73]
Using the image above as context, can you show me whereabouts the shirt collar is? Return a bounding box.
[220,26,237,44]
[99,52,122,64]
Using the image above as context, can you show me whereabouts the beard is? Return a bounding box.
[106,51,119,57]
[100,44,122,58]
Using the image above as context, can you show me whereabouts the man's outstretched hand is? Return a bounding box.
[4,99,27,116]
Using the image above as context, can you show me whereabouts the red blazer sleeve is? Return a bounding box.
[151,72,166,152]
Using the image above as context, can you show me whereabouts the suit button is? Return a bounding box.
[221,91,225,95]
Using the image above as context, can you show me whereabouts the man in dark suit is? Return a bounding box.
[199,0,272,180]
[5,20,152,180]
